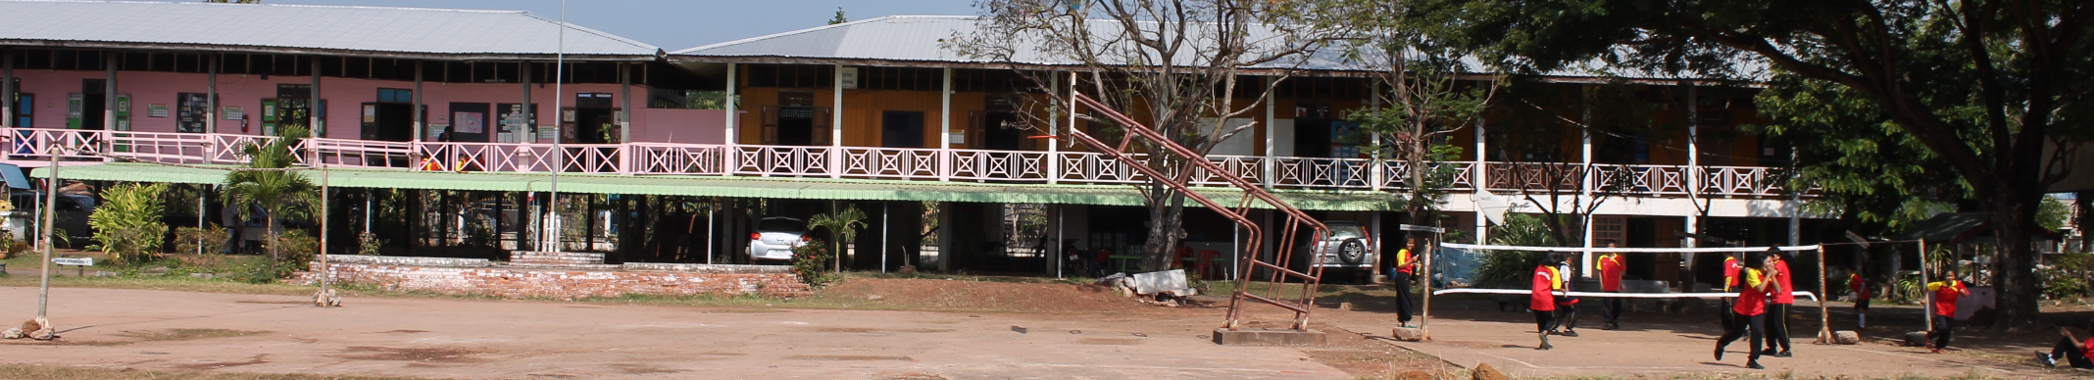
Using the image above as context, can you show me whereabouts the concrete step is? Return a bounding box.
[508,251,606,265]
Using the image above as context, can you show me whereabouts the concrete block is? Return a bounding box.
[1391,326,1429,341]
[1211,328,1326,346]
[1903,331,1929,347]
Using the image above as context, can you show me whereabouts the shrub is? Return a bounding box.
[791,240,836,287]
[173,226,230,256]
[87,183,170,265]
[358,231,384,255]
[275,229,319,273]
[1470,214,1554,289]
[2041,251,2093,300]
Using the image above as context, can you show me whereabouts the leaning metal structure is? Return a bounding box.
[1060,92,1328,331]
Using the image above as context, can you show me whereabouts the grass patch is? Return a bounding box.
[0,364,427,380]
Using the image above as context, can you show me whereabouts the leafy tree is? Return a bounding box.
[807,204,866,272]
[1751,73,1965,237]
[225,125,318,265]
[828,7,847,25]
[87,182,169,265]
[953,0,1337,270]
[1403,0,2093,328]
[1317,0,1497,235]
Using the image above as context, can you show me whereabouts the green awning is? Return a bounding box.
[32,162,1403,211]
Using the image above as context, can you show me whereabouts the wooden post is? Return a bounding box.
[1815,244,1830,344]
[1420,236,1435,333]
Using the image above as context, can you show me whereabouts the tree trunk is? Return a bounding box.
[1141,187,1188,272]
[1987,188,2042,330]
[266,212,280,264]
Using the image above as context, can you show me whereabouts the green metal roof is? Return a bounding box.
[32,162,1402,211]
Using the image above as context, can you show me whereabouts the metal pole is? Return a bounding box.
[548,0,566,253]
[38,139,59,319]
[882,201,890,274]
[1421,234,1436,332]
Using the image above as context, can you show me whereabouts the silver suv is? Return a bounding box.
[747,217,811,262]
[1306,221,1374,270]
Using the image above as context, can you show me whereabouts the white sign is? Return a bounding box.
[838,67,859,89]
[52,257,92,266]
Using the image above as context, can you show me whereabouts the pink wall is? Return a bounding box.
[6,69,720,144]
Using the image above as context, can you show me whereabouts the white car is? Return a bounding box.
[1309,221,1375,270]
[747,217,811,262]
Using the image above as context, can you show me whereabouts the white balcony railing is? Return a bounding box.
[2,128,1796,198]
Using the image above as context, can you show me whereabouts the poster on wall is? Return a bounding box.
[176,93,209,133]
[455,112,484,134]
[148,104,168,118]
[221,106,243,120]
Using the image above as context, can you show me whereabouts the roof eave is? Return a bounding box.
[0,40,661,62]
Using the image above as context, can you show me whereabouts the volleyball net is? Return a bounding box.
[1425,243,1823,300]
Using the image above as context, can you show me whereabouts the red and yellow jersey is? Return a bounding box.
[1850,273,1870,299]
[1598,253,1625,291]
[1395,248,1416,274]
[1723,257,1743,291]
[1733,268,1770,316]
[1530,265,1557,311]
[1926,280,1967,316]
[1770,259,1795,304]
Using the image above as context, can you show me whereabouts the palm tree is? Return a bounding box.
[224,125,318,264]
[807,204,865,273]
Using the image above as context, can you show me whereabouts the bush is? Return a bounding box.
[2041,251,2093,300]
[358,231,384,255]
[87,183,170,265]
[173,226,230,256]
[274,229,319,273]
[791,240,836,287]
[1470,214,1554,289]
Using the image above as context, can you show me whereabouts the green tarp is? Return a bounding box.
[31,162,1404,211]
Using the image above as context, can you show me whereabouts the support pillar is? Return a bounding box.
[1473,116,1488,242]
[3,48,14,129]
[939,68,953,182]
[104,53,117,131]
[412,61,424,142]
[619,63,632,144]
[206,53,218,133]
[830,64,844,179]
[1046,73,1059,184]
[724,63,737,147]
[311,57,322,137]
[1262,76,1277,189]
[520,61,531,143]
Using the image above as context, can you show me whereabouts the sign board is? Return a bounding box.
[1399,224,1445,233]
[838,67,860,89]
[52,257,92,266]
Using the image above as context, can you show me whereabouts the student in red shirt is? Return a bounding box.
[1851,270,1871,329]
[1714,250,1779,370]
[1720,252,1744,330]
[1924,269,1969,353]
[1531,252,1563,350]
[1598,243,1626,330]
[1762,249,1795,357]
[2038,319,2094,368]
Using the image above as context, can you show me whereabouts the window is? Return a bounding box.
[575,93,613,108]
[377,88,412,103]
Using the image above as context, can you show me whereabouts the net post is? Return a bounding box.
[1816,244,1831,344]
[1919,239,1932,333]
[1420,236,1434,332]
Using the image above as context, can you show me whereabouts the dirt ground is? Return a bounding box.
[0,277,2087,379]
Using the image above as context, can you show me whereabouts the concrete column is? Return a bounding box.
[1047,73,1059,185]
[1474,117,1488,242]
[1578,86,1594,276]
[1369,81,1383,191]
[831,64,844,147]
[619,62,632,144]
[1685,84,1700,248]
[724,63,737,146]
[206,53,218,133]
[104,53,117,131]
[520,61,531,143]
[939,67,952,182]
[1262,76,1276,189]
[412,61,424,142]
[2,48,12,129]
[311,57,321,137]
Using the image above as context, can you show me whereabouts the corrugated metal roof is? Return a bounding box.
[31,162,1400,211]
[673,15,1766,81]
[674,15,1356,71]
[0,0,660,60]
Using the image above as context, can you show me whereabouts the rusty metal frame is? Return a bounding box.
[1060,92,1329,331]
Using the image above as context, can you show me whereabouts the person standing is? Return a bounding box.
[1391,238,1419,328]
[1715,250,1779,370]
[1924,269,1969,353]
[1598,244,1626,330]
[1851,270,1871,329]
[1721,252,1744,330]
[1531,252,1562,350]
[1762,249,1795,357]
[2037,320,2094,369]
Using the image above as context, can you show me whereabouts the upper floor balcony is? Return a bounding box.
[4,128,1792,199]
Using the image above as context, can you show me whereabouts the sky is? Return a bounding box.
[252,0,981,50]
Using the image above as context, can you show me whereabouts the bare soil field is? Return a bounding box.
[0,275,2085,379]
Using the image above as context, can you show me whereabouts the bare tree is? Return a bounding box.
[952,0,1336,270]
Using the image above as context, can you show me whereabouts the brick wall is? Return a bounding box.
[302,255,809,298]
